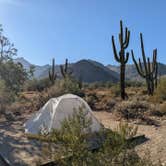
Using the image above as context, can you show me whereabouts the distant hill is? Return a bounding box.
[14,57,119,83]
[14,57,50,78]
[72,60,119,83]
[14,57,166,82]
[107,63,166,81]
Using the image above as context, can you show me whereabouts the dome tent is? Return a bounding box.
[24,94,102,134]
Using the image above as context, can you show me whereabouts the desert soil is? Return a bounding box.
[0,111,165,166]
[94,111,166,166]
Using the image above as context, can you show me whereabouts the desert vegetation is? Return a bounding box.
[0,19,165,166]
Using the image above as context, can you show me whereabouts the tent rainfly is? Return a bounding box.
[24,94,102,134]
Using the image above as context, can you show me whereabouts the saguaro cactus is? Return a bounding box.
[60,59,72,78]
[112,20,130,99]
[49,58,57,85]
[131,33,158,95]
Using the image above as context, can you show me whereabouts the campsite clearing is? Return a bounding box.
[0,110,166,165]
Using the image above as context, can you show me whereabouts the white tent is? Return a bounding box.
[24,94,102,134]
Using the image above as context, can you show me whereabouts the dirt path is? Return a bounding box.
[0,116,43,166]
[93,111,166,166]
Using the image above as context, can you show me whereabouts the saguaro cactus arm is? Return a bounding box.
[131,50,146,78]
[124,52,129,64]
[60,58,73,78]
[112,36,120,62]
[123,28,130,48]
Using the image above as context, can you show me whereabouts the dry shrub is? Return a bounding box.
[0,80,15,113]
[24,78,51,92]
[111,83,121,97]
[114,100,158,125]
[115,100,149,119]
[84,93,99,110]
[151,78,166,103]
[32,78,84,111]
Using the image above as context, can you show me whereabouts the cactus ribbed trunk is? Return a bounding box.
[49,58,57,85]
[132,33,158,96]
[60,59,73,79]
[120,64,125,99]
[111,20,130,100]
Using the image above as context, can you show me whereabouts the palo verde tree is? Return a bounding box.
[0,25,17,63]
[60,59,73,79]
[112,20,130,99]
[131,33,158,95]
[0,24,28,94]
[49,58,57,85]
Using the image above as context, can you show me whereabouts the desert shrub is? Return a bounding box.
[152,78,166,103]
[115,100,150,120]
[60,77,83,95]
[126,80,144,87]
[114,100,159,125]
[24,78,51,92]
[86,81,114,89]
[84,93,98,110]
[32,78,84,111]
[28,109,156,166]
[111,83,121,97]
[86,82,103,89]
[0,80,15,112]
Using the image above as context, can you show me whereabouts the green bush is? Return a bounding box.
[24,78,51,92]
[28,108,155,166]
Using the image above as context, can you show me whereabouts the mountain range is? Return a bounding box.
[14,57,166,83]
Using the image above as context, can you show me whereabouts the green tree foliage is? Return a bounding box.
[0,25,28,94]
[0,60,28,93]
[28,65,35,79]
[0,25,17,62]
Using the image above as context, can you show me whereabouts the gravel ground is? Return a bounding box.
[93,111,166,166]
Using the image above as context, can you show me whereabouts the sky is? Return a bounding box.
[0,0,165,66]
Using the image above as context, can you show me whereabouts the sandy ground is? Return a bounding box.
[0,111,165,166]
[93,111,166,166]
[0,115,44,166]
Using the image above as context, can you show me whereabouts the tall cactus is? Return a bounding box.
[131,33,158,95]
[112,20,130,99]
[49,58,57,85]
[60,59,72,78]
